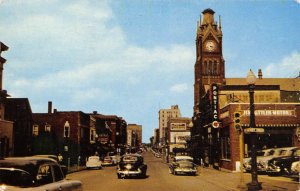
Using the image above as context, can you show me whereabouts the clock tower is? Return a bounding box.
[194,8,225,113]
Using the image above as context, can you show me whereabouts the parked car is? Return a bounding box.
[154,152,161,158]
[102,156,115,166]
[266,147,300,176]
[290,161,300,178]
[86,156,102,169]
[256,147,294,173]
[0,156,82,191]
[243,149,275,172]
[169,156,197,176]
[33,155,68,175]
[116,154,147,179]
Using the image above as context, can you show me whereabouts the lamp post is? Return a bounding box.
[246,69,262,191]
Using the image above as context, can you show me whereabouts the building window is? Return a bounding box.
[221,136,231,159]
[90,129,96,143]
[64,121,70,138]
[45,124,51,132]
[33,125,39,136]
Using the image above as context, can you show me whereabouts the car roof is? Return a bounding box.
[0,157,58,175]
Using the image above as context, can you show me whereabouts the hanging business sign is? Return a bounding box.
[211,84,219,125]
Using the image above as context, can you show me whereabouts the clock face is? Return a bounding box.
[205,40,216,52]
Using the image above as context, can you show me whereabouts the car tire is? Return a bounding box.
[117,174,121,179]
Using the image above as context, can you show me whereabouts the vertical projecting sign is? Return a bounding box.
[211,84,220,128]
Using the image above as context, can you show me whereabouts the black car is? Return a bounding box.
[116,154,147,179]
[266,147,300,176]
[0,156,82,190]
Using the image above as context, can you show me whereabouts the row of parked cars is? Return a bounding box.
[243,146,300,177]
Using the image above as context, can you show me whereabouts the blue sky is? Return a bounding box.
[0,0,299,143]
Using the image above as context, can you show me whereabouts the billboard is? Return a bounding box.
[170,123,186,131]
[170,132,190,143]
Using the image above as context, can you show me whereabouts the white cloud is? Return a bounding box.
[170,83,189,93]
[296,0,300,4]
[264,51,300,78]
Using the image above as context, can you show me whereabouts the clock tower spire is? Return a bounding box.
[194,8,225,113]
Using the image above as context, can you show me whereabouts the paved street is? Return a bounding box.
[67,151,299,191]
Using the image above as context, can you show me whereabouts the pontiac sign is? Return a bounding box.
[211,84,220,127]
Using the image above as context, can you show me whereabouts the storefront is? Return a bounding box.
[219,103,300,171]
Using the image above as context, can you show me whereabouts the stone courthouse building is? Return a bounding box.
[191,8,300,171]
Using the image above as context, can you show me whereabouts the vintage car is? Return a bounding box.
[256,147,295,173]
[116,154,147,179]
[86,156,102,169]
[290,161,300,178]
[33,155,68,175]
[169,156,197,176]
[243,148,276,172]
[102,156,115,166]
[0,156,82,191]
[266,147,300,176]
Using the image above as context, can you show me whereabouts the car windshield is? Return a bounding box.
[177,161,194,168]
[0,168,34,188]
[294,149,300,156]
[88,157,99,162]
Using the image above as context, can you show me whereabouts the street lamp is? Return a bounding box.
[246,69,262,191]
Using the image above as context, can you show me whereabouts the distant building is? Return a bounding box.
[167,117,192,154]
[159,105,181,146]
[127,124,142,148]
[91,112,127,156]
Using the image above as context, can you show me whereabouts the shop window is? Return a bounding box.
[33,125,39,136]
[221,137,231,159]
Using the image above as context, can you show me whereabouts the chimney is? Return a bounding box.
[258,69,263,79]
[48,101,52,114]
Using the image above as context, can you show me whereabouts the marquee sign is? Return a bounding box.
[243,110,295,116]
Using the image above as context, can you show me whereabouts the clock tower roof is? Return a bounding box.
[202,8,215,15]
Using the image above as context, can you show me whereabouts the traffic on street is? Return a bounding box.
[66,150,299,191]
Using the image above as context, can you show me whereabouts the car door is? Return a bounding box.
[36,163,70,191]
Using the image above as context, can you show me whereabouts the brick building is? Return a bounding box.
[5,98,33,156]
[0,41,13,158]
[191,8,300,171]
[91,112,127,156]
[32,102,96,166]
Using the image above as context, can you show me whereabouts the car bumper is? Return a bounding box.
[86,164,101,168]
[174,168,197,174]
[266,166,281,174]
[117,169,143,176]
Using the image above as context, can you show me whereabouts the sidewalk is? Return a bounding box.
[198,166,300,191]
[67,165,86,174]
